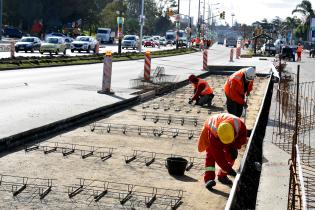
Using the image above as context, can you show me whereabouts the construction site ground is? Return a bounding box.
[0,73,269,210]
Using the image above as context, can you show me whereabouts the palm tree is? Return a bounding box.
[292,0,315,40]
[292,0,315,19]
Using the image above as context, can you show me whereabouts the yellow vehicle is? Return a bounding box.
[40,37,67,55]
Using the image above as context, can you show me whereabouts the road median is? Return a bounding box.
[0,48,198,71]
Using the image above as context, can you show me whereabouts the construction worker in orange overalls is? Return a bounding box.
[198,113,248,190]
[188,74,215,108]
[224,67,256,117]
[296,43,303,62]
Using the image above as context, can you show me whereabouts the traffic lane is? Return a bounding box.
[0,45,176,58]
[0,51,203,138]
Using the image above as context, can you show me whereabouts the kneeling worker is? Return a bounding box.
[197,113,248,191]
[188,74,214,107]
[224,67,256,117]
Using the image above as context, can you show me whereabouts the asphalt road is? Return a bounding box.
[0,44,273,139]
[0,44,176,58]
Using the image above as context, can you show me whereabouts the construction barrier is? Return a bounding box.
[98,51,113,94]
[236,47,241,59]
[144,51,151,81]
[203,49,208,71]
[230,48,234,62]
[95,42,100,54]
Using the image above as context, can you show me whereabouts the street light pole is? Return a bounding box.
[231,13,235,28]
[176,0,180,49]
[197,0,201,39]
[139,0,144,53]
[188,0,191,42]
[0,0,2,41]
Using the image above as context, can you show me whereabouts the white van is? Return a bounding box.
[96,28,114,44]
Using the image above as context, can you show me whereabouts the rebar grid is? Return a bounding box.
[123,149,204,171]
[66,178,184,209]
[24,142,115,161]
[90,122,197,140]
[0,174,55,201]
[142,112,201,127]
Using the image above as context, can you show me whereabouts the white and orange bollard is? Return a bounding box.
[144,51,151,81]
[98,51,114,94]
[11,42,15,58]
[236,47,240,59]
[95,42,100,54]
[229,48,234,62]
[203,49,208,71]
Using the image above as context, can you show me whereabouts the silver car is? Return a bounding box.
[122,35,139,50]
[71,36,98,53]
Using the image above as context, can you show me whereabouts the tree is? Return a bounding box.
[292,0,315,40]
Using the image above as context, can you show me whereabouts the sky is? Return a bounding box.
[178,0,315,25]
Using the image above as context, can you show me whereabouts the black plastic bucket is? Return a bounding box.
[165,157,188,176]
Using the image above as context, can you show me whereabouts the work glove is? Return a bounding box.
[228,168,237,177]
[230,148,238,160]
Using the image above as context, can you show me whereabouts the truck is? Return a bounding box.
[226,36,237,47]
[217,34,225,45]
[166,30,176,45]
[96,28,114,44]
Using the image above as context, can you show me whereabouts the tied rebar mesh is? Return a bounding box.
[271,65,315,209]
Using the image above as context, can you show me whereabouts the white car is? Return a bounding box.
[122,35,139,49]
[71,36,98,53]
[159,37,167,46]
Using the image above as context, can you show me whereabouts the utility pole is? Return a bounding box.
[188,0,192,42]
[231,13,235,28]
[0,0,2,41]
[197,0,201,39]
[139,0,144,52]
[176,0,180,49]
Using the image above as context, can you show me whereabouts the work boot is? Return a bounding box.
[218,176,233,186]
[205,180,216,191]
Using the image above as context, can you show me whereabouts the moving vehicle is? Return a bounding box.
[144,38,156,47]
[261,43,276,55]
[15,37,41,53]
[280,46,295,61]
[3,26,23,38]
[122,35,139,49]
[159,37,167,46]
[71,36,98,53]
[40,37,66,55]
[166,30,176,45]
[226,36,237,47]
[217,34,225,45]
[96,28,114,44]
[142,36,151,45]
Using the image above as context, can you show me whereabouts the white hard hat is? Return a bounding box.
[245,67,256,81]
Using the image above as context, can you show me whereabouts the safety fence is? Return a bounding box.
[271,65,315,209]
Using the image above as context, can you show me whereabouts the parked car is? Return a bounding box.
[122,35,139,49]
[3,26,23,38]
[15,37,41,53]
[40,37,67,55]
[280,46,295,62]
[261,43,276,55]
[70,36,98,53]
[64,37,74,49]
[144,38,156,47]
[159,37,167,46]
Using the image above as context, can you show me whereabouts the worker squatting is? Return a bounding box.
[188,67,256,191]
